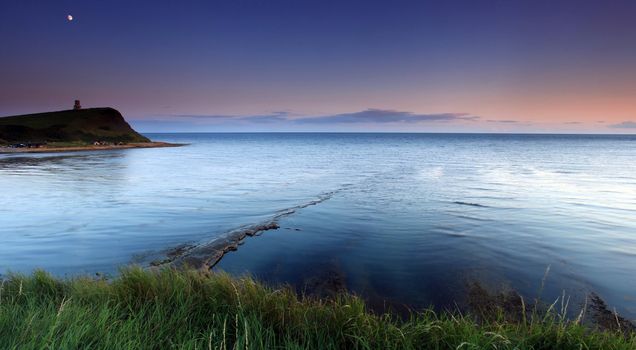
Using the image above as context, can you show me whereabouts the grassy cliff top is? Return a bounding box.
[0,267,634,349]
[0,107,149,145]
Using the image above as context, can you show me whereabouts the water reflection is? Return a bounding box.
[1,133,635,320]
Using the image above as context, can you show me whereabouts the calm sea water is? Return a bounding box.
[1,133,635,318]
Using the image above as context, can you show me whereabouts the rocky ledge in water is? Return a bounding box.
[150,190,342,270]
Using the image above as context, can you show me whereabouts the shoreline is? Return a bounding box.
[0,141,185,154]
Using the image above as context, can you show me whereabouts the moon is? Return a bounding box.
[67,14,73,21]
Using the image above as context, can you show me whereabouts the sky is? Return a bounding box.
[1,0,635,133]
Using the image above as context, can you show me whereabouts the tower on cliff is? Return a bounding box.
[73,100,82,110]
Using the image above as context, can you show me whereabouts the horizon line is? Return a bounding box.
[139,131,636,136]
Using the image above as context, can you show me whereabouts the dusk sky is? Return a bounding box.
[1,0,635,133]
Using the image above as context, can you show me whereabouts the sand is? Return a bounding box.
[0,142,184,154]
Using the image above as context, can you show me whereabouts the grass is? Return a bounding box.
[0,267,634,349]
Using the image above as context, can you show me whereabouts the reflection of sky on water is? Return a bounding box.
[1,133,635,319]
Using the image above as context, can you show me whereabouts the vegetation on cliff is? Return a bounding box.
[0,108,149,145]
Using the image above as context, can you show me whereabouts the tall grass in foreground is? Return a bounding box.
[0,268,633,349]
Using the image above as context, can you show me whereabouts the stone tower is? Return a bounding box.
[73,100,82,110]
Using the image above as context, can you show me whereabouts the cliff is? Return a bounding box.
[0,108,150,145]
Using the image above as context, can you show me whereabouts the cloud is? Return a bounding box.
[564,121,581,125]
[295,109,478,124]
[240,113,289,123]
[168,114,236,121]
[608,121,636,129]
[163,109,479,126]
[486,119,519,123]
[169,112,289,123]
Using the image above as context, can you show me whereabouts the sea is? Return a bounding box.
[1,133,635,319]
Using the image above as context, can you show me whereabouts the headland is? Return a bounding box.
[0,106,181,153]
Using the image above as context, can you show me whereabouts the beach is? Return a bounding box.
[0,141,183,154]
